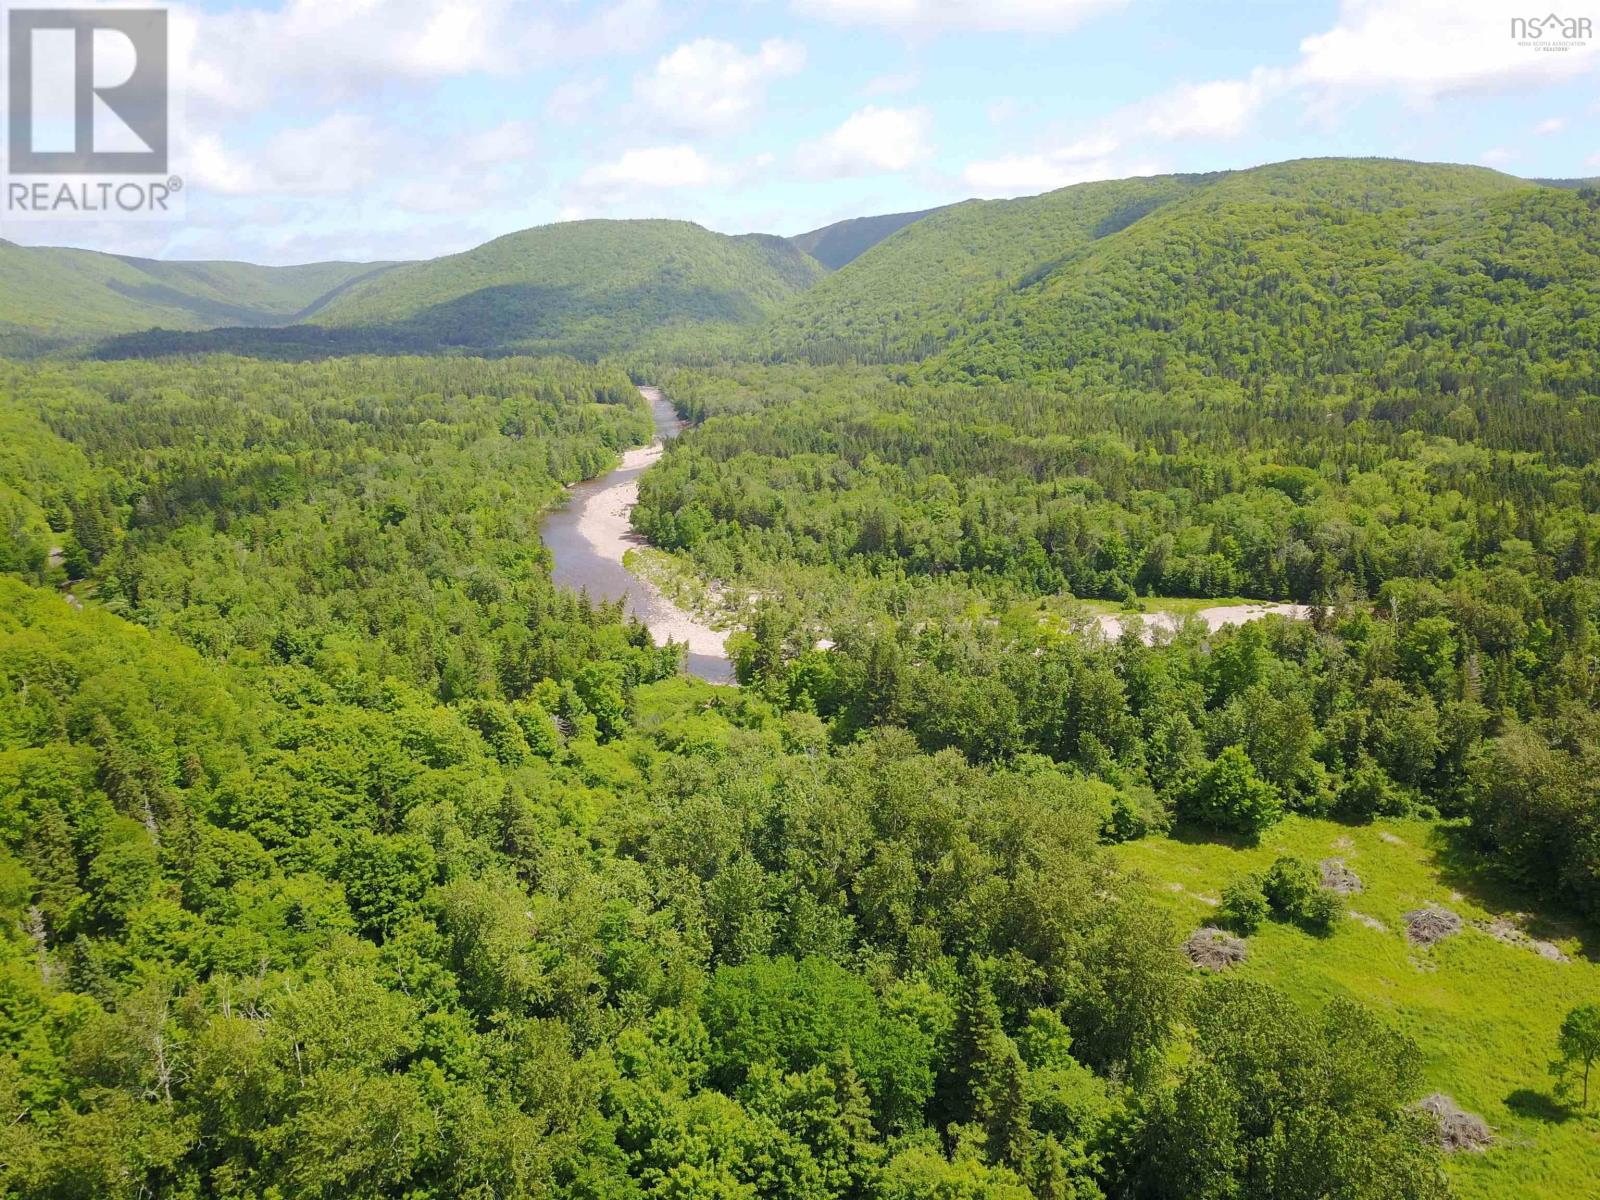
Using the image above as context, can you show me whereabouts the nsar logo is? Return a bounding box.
[1510,12,1593,51]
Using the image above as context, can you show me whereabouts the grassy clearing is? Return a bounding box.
[1113,816,1600,1199]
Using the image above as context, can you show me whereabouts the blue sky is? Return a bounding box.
[10,0,1600,263]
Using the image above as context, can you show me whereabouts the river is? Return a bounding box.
[542,390,1310,684]
[542,386,735,684]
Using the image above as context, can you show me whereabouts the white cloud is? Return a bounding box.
[580,145,725,190]
[391,122,540,214]
[960,0,1600,204]
[458,121,537,166]
[794,0,1125,33]
[184,0,667,115]
[190,115,537,216]
[961,69,1273,198]
[1293,0,1600,101]
[189,113,392,196]
[1138,71,1280,139]
[796,106,931,177]
[187,134,260,197]
[1480,146,1516,166]
[963,134,1156,196]
[637,38,806,134]
[1535,116,1566,134]
[962,154,1110,194]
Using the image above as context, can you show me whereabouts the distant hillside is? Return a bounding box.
[789,206,948,269]
[928,159,1582,395]
[764,173,1214,362]
[306,219,826,357]
[14,158,1596,366]
[0,241,397,354]
[760,160,1593,373]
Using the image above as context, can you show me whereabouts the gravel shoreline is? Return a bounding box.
[567,397,730,662]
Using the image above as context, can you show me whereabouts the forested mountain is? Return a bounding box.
[788,205,949,269]
[307,219,826,355]
[0,240,396,355]
[762,159,1578,370]
[23,159,1589,370]
[932,159,1588,390]
[95,220,830,360]
[762,173,1213,362]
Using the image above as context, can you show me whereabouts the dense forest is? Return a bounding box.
[0,351,1462,1199]
[631,359,1600,916]
[2,158,1600,1198]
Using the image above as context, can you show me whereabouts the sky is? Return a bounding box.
[4,0,1599,264]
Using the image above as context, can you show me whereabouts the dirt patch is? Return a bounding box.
[1474,916,1569,963]
[1349,910,1386,932]
[1320,857,1363,895]
[1185,927,1247,972]
[1403,906,1462,947]
[1417,1093,1493,1153]
[1378,830,1405,846]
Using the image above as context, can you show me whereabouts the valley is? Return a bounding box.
[2,157,1599,1200]
[542,385,734,683]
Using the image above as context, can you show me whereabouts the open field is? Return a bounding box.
[1115,817,1600,1200]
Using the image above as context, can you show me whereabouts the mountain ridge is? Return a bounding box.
[4,158,1592,363]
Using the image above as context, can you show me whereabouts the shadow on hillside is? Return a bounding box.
[89,280,767,363]
[1425,823,1600,962]
[91,322,427,361]
[1505,1088,1575,1124]
[397,281,764,348]
[107,279,283,327]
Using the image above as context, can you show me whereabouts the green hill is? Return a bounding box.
[760,160,1593,375]
[764,173,1215,362]
[308,218,826,356]
[0,240,397,354]
[929,159,1587,392]
[788,205,949,269]
[24,158,1590,370]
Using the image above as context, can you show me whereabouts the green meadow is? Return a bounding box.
[1116,817,1600,1200]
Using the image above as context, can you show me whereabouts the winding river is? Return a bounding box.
[542,388,1312,685]
[543,386,735,684]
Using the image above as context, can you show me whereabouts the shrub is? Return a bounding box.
[1262,855,1319,918]
[1181,745,1284,836]
[1104,784,1171,843]
[1219,875,1270,933]
[1260,856,1343,933]
[1299,887,1344,935]
[1337,758,1406,820]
